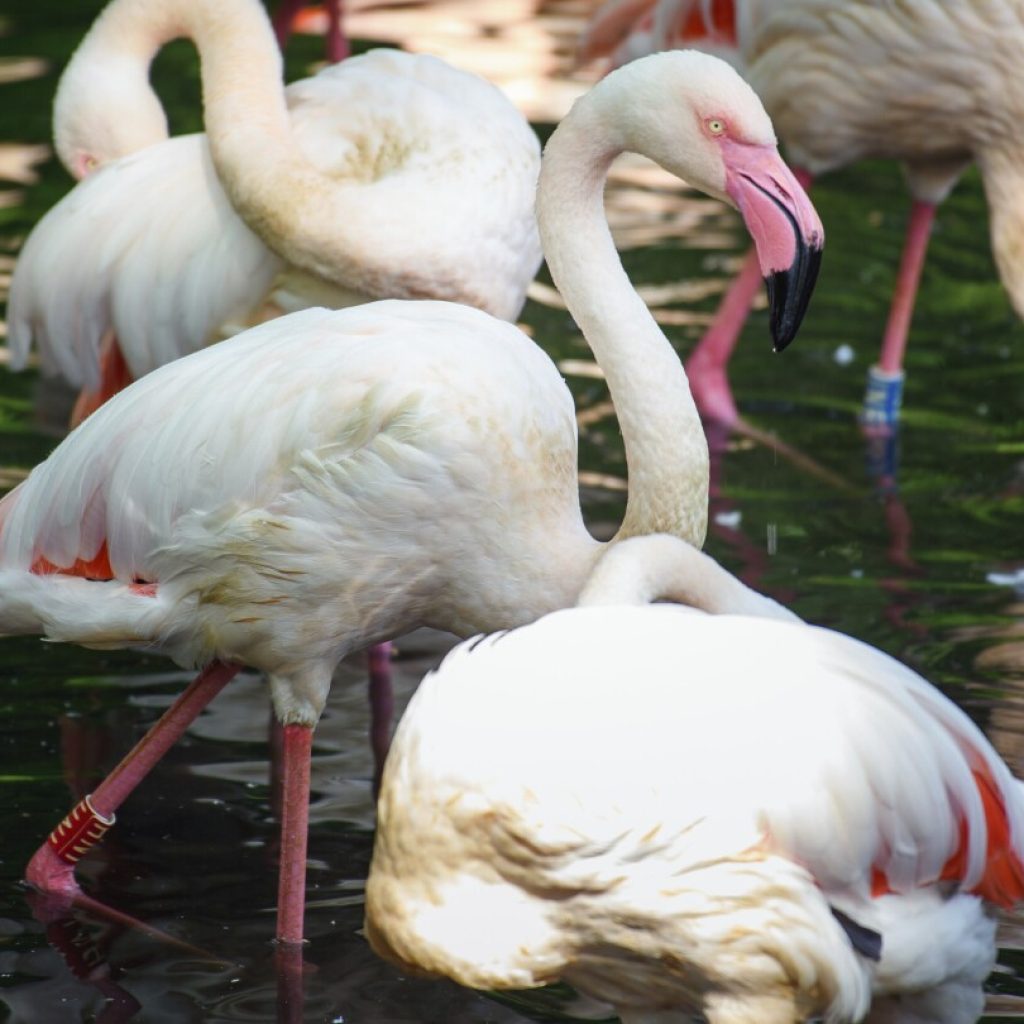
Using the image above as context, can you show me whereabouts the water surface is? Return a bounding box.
[1,2,1024,1021]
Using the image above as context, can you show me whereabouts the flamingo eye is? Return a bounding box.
[706,118,726,136]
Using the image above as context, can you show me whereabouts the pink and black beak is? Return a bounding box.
[723,140,824,351]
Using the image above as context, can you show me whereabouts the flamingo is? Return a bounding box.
[35,0,544,768]
[0,49,822,947]
[8,0,543,425]
[581,0,1024,430]
[366,532,1024,1024]
[51,0,346,180]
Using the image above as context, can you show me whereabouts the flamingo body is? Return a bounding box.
[9,47,541,391]
[0,303,589,691]
[367,535,1024,1023]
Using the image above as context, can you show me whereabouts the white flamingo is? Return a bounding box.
[367,532,1024,1024]
[581,0,1024,429]
[51,0,347,178]
[39,0,541,741]
[8,0,543,424]
[0,49,822,947]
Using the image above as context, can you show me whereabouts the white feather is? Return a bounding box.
[368,536,1024,1023]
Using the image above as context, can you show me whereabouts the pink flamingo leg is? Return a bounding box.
[879,199,937,374]
[325,0,348,62]
[368,641,394,795]
[686,167,815,427]
[25,661,241,899]
[862,199,937,429]
[685,249,762,427]
[272,0,306,49]
[276,724,312,946]
[274,1,347,62]
[276,943,307,1024]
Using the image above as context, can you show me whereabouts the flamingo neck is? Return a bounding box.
[54,0,291,169]
[58,0,355,282]
[52,0,176,174]
[537,97,709,547]
[577,535,799,621]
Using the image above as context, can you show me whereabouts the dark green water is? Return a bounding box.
[1,2,1024,1021]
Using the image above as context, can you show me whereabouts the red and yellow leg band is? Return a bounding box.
[47,795,116,865]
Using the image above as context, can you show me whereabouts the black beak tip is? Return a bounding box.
[766,242,823,353]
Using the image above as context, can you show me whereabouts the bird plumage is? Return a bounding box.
[367,534,1024,1023]
[8,0,542,397]
[0,303,589,703]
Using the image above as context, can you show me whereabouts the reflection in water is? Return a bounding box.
[0,0,1023,1021]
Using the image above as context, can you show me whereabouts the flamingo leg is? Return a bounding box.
[272,0,306,49]
[275,943,307,1024]
[273,0,348,62]
[685,248,762,427]
[368,641,394,796]
[276,724,312,946]
[25,661,241,900]
[325,0,348,62]
[862,199,937,430]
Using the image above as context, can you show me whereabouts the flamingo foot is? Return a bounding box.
[26,662,240,927]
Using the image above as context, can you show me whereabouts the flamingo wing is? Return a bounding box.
[0,302,576,587]
[385,605,1024,908]
[7,134,282,390]
[282,50,542,321]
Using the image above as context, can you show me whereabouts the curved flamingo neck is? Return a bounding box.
[537,91,709,547]
[53,0,175,174]
[53,0,289,173]
[55,0,356,282]
[578,535,798,620]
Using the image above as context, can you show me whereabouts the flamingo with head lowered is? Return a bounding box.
[8,0,543,425]
[582,0,1024,431]
[0,49,821,948]
[33,0,544,775]
[367,532,1024,1024]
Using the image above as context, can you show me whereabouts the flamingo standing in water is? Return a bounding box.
[51,1,348,179]
[8,0,543,425]
[0,50,822,947]
[581,0,1024,429]
[367,533,1024,1024]
[13,0,544,792]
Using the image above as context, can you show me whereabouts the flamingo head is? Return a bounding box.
[53,60,169,180]
[610,50,825,350]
